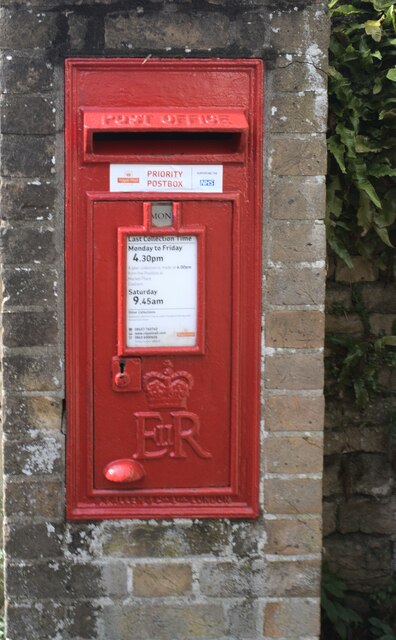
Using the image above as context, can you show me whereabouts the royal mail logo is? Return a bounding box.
[117,171,140,184]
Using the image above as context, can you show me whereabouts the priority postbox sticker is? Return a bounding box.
[110,164,223,193]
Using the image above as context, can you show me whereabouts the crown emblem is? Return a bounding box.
[143,360,194,409]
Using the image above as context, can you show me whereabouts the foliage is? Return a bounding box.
[370,617,396,640]
[327,0,396,275]
[321,564,362,639]
[325,285,396,405]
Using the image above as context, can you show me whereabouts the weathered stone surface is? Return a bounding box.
[338,497,396,536]
[105,8,230,50]
[324,533,393,590]
[272,58,327,93]
[67,601,100,640]
[265,518,322,554]
[1,96,56,134]
[265,394,324,431]
[271,92,327,133]
[361,282,396,313]
[200,561,254,597]
[271,135,327,176]
[370,313,396,335]
[322,501,337,536]
[271,176,326,219]
[2,267,58,307]
[266,435,323,473]
[271,220,325,262]
[3,396,62,438]
[348,454,394,498]
[3,354,62,392]
[325,283,352,309]
[1,226,56,264]
[326,313,363,335]
[325,424,387,456]
[5,522,63,559]
[265,559,321,597]
[3,311,58,347]
[0,9,59,49]
[227,599,258,639]
[265,351,324,390]
[1,56,54,94]
[265,478,322,514]
[336,256,378,283]
[269,7,329,58]
[7,603,67,640]
[4,435,63,477]
[266,310,324,348]
[101,561,129,597]
[4,479,64,520]
[1,135,55,177]
[133,563,192,597]
[1,179,56,221]
[102,520,231,557]
[102,603,226,640]
[264,598,320,637]
[267,265,325,305]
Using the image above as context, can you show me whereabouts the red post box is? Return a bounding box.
[65,59,263,519]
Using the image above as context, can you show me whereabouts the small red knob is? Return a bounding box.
[104,459,145,483]
[114,372,131,387]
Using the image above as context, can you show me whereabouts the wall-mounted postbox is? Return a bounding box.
[65,59,263,519]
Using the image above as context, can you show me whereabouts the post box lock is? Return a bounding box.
[112,356,141,392]
[104,458,145,483]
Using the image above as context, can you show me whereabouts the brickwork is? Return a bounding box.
[0,1,329,638]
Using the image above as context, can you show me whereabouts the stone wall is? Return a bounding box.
[324,260,396,603]
[0,1,329,638]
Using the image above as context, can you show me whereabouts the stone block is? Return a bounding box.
[102,603,226,640]
[265,394,324,431]
[336,256,378,283]
[234,9,269,52]
[6,562,70,599]
[1,55,54,94]
[264,598,320,637]
[226,599,258,638]
[264,351,324,391]
[133,563,192,597]
[2,266,58,307]
[231,520,267,557]
[348,453,393,498]
[102,520,231,557]
[3,396,62,438]
[66,601,100,640]
[271,176,326,219]
[105,8,230,50]
[361,283,396,313]
[265,518,322,554]
[325,313,363,335]
[271,135,327,176]
[325,283,352,309]
[338,497,396,535]
[265,559,321,597]
[199,561,253,597]
[267,265,325,305]
[265,435,323,473]
[271,92,327,133]
[1,226,56,264]
[272,58,327,93]
[264,478,322,514]
[1,96,56,134]
[322,501,337,536]
[322,455,341,497]
[7,603,67,640]
[0,9,59,49]
[266,310,324,348]
[70,563,106,598]
[1,179,56,221]
[324,424,386,456]
[269,7,329,59]
[324,533,393,590]
[4,435,63,477]
[3,354,62,392]
[4,522,63,559]
[3,311,58,347]
[101,561,129,597]
[271,220,325,262]
[370,313,396,335]
[1,135,55,178]
[4,479,64,520]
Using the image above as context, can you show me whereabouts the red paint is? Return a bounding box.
[65,59,263,520]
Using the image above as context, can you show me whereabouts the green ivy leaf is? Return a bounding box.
[374,224,393,246]
[386,67,396,81]
[328,135,347,173]
[373,0,396,11]
[365,19,383,42]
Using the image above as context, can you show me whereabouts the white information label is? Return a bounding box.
[126,235,197,348]
[110,164,223,193]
